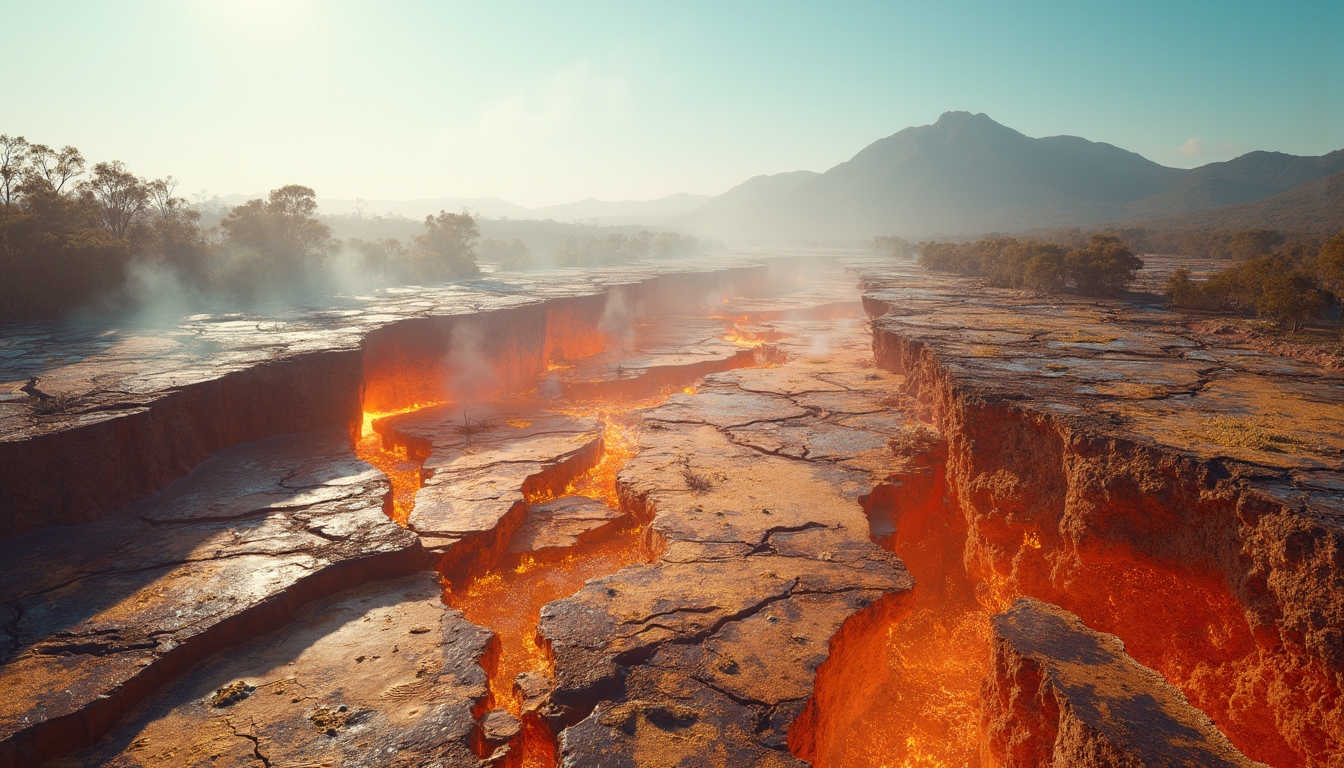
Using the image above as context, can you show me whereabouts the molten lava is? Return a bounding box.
[803,448,1310,767]
[798,471,995,768]
[444,422,645,768]
[356,405,439,524]
[446,529,645,767]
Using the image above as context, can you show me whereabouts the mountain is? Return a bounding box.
[1124,150,1344,219]
[531,193,712,224]
[679,112,1344,240]
[1133,167,1344,235]
[678,171,820,237]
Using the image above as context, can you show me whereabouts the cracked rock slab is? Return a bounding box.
[537,300,917,762]
[984,597,1265,768]
[48,573,494,768]
[0,430,423,767]
[509,495,624,555]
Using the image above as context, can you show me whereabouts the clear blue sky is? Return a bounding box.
[2,0,1340,206]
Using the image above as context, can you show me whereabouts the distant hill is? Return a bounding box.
[1123,150,1344,219]
[678,170,821,237]
[677,112,1344,241]
[1132,167,1344,235]
[210,192,709,226]
[532,193,711,224]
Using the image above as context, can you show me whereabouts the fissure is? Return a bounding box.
[2,256,1339,768]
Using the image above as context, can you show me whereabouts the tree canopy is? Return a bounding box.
[1165,230,1341,330]
[918,233,1142,296]
[0,136,485,320]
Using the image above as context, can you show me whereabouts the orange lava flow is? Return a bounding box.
[446,523,644,766]
[355,405,439,525]
[446,529,645,715]
[803,477,993,768]
[446,415,645,768]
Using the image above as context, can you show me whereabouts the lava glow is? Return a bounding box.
[356,411,433,524]
[445,529,644,715]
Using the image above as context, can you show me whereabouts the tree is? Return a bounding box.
[0,179,131,319]
[1201,255,1277,313]
[0,134,29,211]
[1016,243,1067,293]
[26,144,85,193]
[409,210,478,280]
[1256,271,1331,331]
[1315,230,1344,296]
[77,161,150,238]
[873,236,913,258]
[1227,229,1285,261]
[220,185,332,278]
[1063,234,1144,296]
[147,176,187,219]
[1165,268,1208,309]
[346,237,405,281]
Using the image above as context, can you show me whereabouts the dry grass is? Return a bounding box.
[1054,330,1118,345]
[453,413,497,439]
[209,680,254,708]
[309,705,351,733]
[1178,416,1317,454]
[678,455,714,492]
[31,393,79,415]
[887,424,943,457]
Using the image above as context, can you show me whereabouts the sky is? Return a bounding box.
[2,0,1341,207]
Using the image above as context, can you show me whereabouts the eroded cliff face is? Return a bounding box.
[0,351,365,538]
[865,269,1344,767]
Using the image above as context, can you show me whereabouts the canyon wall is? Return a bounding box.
[867,290,1344,767]
[0,351,363,538]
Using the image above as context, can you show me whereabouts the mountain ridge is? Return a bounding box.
[678,111,1343,240]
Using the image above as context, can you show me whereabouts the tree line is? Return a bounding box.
[1029,226,1330,262]
[0,134,478,321]
[553,230,707,268]
[1166,230,1343,331]
[916,234,1145,296]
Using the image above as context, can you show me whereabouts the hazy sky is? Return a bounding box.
[3,1,1340,207]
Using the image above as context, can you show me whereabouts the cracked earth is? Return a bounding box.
[1,254,1340,767]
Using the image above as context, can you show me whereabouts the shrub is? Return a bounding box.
[1063,235,1143,296]
[1257,271,1332,331]
[917,234,1139,296]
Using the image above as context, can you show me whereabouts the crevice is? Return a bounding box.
[227,716,272,768]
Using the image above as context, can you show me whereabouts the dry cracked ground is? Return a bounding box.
[1,254,1341,767]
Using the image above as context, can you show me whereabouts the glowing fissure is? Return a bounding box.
[794,319,1337,768]
[354,287,785,766]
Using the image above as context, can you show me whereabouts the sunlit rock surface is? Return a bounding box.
[1,253,1342,767]
[0,430,422,766]
[985,597,1263,767]
[48,573,495,768]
